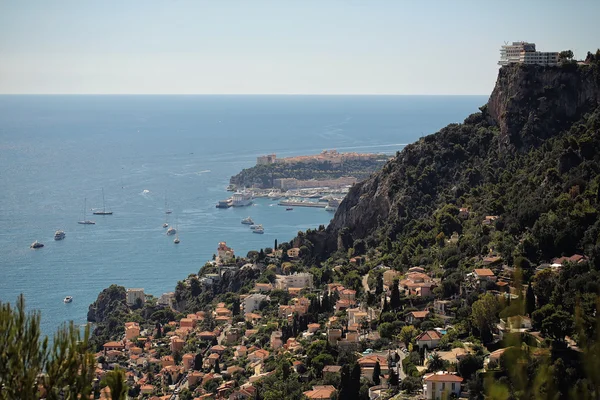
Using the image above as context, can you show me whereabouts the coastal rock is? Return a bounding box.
[87,284,129,323]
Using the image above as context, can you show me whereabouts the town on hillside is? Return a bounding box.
[86,205,591,400]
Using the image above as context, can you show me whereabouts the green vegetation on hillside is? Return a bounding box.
[230,156,390,188]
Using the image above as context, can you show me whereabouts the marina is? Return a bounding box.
[278,200,327,208]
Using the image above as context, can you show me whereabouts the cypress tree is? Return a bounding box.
[390,278,401,309]
[373,361,381,386]
[193,353,203,371]
[526,284,536,316]
[350,363,362,400]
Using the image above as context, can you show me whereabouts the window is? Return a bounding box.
[452,383,456,390]
[442,383,446,390]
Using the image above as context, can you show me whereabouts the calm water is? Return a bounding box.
[0,95,486,335]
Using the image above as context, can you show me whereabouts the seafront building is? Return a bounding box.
[498,42,559,66]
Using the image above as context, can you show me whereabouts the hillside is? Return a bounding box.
[308,62,600,269]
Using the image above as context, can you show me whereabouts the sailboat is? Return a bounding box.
[93,188,113,215]
[78,198,96,225]
[173,224,180,244]
[165,194,172,214]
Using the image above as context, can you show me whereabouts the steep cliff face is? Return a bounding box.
[488,64,600,148]
[87,284,129,323]
[317,63,600,256]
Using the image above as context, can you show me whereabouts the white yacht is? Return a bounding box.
[252,226,264,234]
[64,296,73,303]
[93,188,113,215]
[174,224,180,243]
[232,190,253,207]
[166,226,177,236]
[54,230,66,240]
[163,223,169,228]
[241,216,254,225]
[30,241,44,249]
[78,198,96,225]
[249,224,262,230]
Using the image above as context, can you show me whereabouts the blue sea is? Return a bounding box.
[0,95,486,335]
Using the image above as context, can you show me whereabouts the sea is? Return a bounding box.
[0,95,487,336]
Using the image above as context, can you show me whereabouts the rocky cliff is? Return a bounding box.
[87,284,129,323]
[487,63,600,148]
[313,63,600,259]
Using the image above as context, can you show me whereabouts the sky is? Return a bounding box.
[1,0,599,95]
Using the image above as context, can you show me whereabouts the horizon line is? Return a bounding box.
[0,93,489,96]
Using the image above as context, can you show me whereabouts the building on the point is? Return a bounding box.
[257,154,277,165]
[498,42,559,66]
[126,288,145,306]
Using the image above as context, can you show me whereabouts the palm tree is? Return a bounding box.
[427,352,446,372]
[101,368,128,400]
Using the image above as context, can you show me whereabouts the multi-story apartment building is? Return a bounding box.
[499,42,559,66]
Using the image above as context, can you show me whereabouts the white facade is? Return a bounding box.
[126,288,145,306]
[424,372,463,400]
[499,42,559,66]
[243,293,269,313]
[275,272,314,290]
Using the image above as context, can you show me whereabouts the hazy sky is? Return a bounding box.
[1,0,599,95]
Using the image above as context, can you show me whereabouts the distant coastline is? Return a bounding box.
[230,149,392,190]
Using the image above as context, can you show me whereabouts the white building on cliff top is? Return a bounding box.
[499,42,559,66]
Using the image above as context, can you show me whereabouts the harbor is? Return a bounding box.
[278,200,327,208]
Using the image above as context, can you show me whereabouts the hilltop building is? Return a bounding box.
[498,42,559,66]
[257,154,277,165]
[217,242,235,263]
[126,288,145,306]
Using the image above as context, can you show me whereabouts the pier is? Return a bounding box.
[278,200,327,208]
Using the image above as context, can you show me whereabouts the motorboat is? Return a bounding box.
[286,207,293,211]
[252,226,264,234]
[241,216,254,225]
[166,226,177,236]
[174,237,180,244]
[64,296,73,303]
[54,230,66,240]
[249,224,262,230]
[78,198,96,225]
[163,223,169,228]
[93,188,113,215]
[30,241,44,249]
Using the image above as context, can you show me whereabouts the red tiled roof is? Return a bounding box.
[474,268,495,277]
[416,330,442,341]
[425,373,463,382]
[410,311,429,319]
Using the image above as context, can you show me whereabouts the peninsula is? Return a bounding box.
[230,150,391,190]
